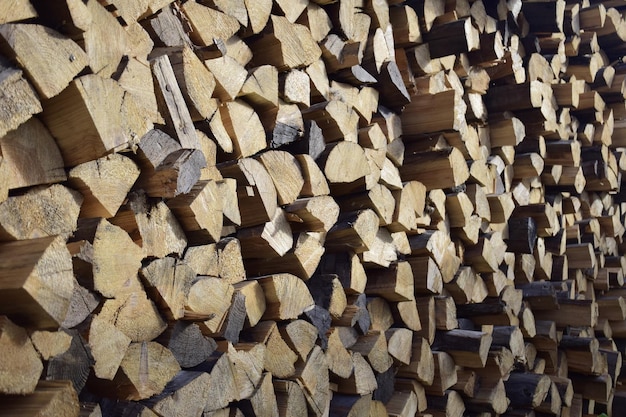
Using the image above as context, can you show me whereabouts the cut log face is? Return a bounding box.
[70,218,144,299]
[41,75,146,167]
[0,236,74,329]
[0,316,43,394]
[0,184,82,241]
[1,118,66,190]
[68,153,139,219]
[0,24,88,99]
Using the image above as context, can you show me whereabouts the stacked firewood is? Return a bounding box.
[2,0,626,416]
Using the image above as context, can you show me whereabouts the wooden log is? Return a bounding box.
[325,209,379,254]
[140,257,194,321]
[274,379,308,417]
[87,312,131,380]
[248,15,322,71]
[295,345,330,416]
[0,380,79,416]
[109,192,187,258]
[0,23,88,99]
[396,335,434,385]
[218,157,277,228]
[400,147,469,190]
[285,196,339,233]
[217,100,267,158]
[68,153,139,219]
[0,236,74,329]
[307,274,347,320]
[1,118,66,190]
[41,74,149,166]
[166,180,223,245]
[425,17,480,58]
[0,183,82,241]
[0,316,43,394]
[0,65,42,140]
[69,218,144,299]
[365,261,414,302]
[0,0,37,24]
[432,329,492,368]
[425,351,457,396]
[332,293,371,335]
[81,0,129,77]
[237,208,292,259]
[402,90,467,136]
[102,341,180,401]
[252,274,314,321]
[257,150,305,206]
[151,53,201,150]
[142,370,213,417]
[159,322,217,369]
[245,231,325,280]
[334,351,377,397]
[426,390,465,417]
[181,1,239,47]
[185,276,234,334]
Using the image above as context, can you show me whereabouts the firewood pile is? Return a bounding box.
[2,0,626,416]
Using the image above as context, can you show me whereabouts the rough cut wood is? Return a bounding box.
[1,117,67,190]
[248,15,322,71]
[0,236,74,329]
[69,218,144,299]
[68,153,139,219]
[5,0,626,414]
[0,316,43,394]
[41,74,149,167]
[0,65,42,139]
[134,129,205,198]
[0,23,88,99]
[166,180,223,244]
[151,53,202,150]
[0,380,79,416]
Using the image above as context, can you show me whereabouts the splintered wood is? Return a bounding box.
[3,0,626,416]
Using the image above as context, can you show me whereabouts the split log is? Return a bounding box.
[0,65,42,139]
[0,316,43,394]
[248,15,322,71]
[0,236,74,329]
[0,380,79,416]
[69,218,144,299]
[68,153,139,219]
[1,118,66,190]
[218,158,277,228]
[0,184,82,241]
[134,129,205,198]
[0,23,88,99]
[41,74,151,167]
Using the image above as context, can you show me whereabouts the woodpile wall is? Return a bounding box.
[2,0,626,416]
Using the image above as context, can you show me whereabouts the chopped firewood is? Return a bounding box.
[0,316,43,394]
[0,65,42,139]
[1,118,66,190]
[0,23,87,99]
[0,236,74,329]
[69,218,144,298]
[248,15,322,71]
[0,380,79,416]
[255,274,314,321]
[111,191,187,257]
[68,153,139,219]
[0,0,37,24]
[41,74,151,166]
[218,158,277,228]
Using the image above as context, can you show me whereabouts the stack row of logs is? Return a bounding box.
[2,0,626,416]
